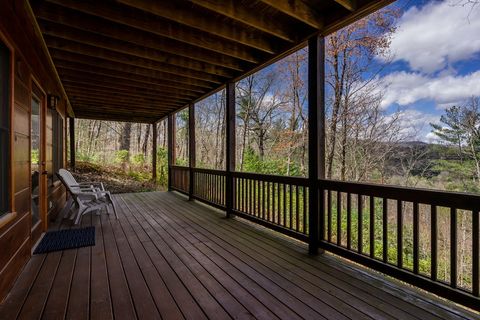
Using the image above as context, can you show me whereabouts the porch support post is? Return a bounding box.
[308,34,326,255]
[152,122,157,183]
[188,104,195,200]
[167,113,175,191]
[69,117,75,172]
[225,81,236,218]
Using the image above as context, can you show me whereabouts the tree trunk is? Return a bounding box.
[119,122,132,152]
[142,124,150,156]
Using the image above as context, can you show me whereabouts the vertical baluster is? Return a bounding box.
[234,178,238,210]
[277,183,281,224]
[347,193,351,250]
[383,198,388,263]
[431,205,437,281]
[413,202,419,274]
[337,191,341,246]
[267,182,271,222]
[257,179,260,218]
[215,174,218,204]
[473,209,479,296]
[283,184,287,227]
[243,178,246,212]
[272,183,276,222]
[289,185,293,229]
[251,179,254,215]
[304,187,308,234]
[255,179,259,217]
[358,194,363,254]
[397,200,403,268]
[205,173,208,200]
[262,180,266,220]
[256,179,260,218]
[296,185,300,232]
[216,174,219,204]
[209,174,212,201]
[370,196,375,258]
[451,207,457,288]
[246,178,249,213]
[327,190,332,242]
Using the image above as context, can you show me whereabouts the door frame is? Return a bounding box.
[30,78,47,245]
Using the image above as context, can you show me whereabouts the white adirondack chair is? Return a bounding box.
[57,169,118,224]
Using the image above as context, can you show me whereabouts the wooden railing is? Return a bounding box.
[170,165,189,194]
[318,179,480,310]
[168,166,480,310]
[232,172,309,242]
[192,168,226,209]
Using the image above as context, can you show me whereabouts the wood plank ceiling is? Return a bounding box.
[30,0,392,123]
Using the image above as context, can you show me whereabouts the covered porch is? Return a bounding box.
[0,0,479,318]
[0,191,476,320]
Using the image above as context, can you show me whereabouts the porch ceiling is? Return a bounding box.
[30,0,392,123]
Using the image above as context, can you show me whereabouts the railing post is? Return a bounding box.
[152,122,157,183]
[308,34,325,255]
[188,103,195,200]
[69,117,75,172]
[167,113,175,191]
[226,81,236,217]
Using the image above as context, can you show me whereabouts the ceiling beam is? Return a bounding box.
[116,0,280,52]
[74,113,156,123]
[187,0,298,42]
[63,85,188,103]
[334,0,357,11]
[54,62,206,94]
[49,50,213,88]
[38,19,248,71]
[72,106,171,119]
[46,44,227,84]
[258,0,324,29]
[43,33,239,78]
[61,80,195,102]
[56,68,204,97]
[43,0,270,58]
[66,90,184,108]
[35,3,260,64]
[70,97,179,111]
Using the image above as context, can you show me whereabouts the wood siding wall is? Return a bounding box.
[0,0,68,302]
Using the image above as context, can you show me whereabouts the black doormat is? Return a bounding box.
[34,227,96,254]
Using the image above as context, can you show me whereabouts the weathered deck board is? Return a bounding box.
[1,192,478,320]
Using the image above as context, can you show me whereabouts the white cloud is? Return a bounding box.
[390,109,440,141]
[387,1,480,73]
[379,70,480,109]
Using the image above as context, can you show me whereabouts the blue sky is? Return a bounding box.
[375,0,480,142]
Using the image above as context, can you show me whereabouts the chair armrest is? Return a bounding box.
[75,191,100,200]
[77,182,105,190]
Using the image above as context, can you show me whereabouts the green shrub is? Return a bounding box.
[132,153,145,166]
[115,150,129,165]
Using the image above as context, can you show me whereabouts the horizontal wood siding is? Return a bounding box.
[0,0,68,302]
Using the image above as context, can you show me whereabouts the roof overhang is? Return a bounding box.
[30,0,394,123]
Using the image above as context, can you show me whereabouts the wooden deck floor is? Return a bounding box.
[0,192,478,320]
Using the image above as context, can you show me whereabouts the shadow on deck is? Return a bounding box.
[0,192,478,320]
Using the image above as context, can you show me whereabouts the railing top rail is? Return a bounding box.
[170,165,190,170]
[233,171,308,186]
[320,179,480,211]
[192,167,227,175]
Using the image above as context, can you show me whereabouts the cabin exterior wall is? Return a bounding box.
[0,0,68,302]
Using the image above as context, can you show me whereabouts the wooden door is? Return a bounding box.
[30,83,46,244]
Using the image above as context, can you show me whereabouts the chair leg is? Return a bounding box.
[60,198,74,219]
[74,206,87,225]
[108,194,119,219]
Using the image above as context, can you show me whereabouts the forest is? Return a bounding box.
[70,5,479,291]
